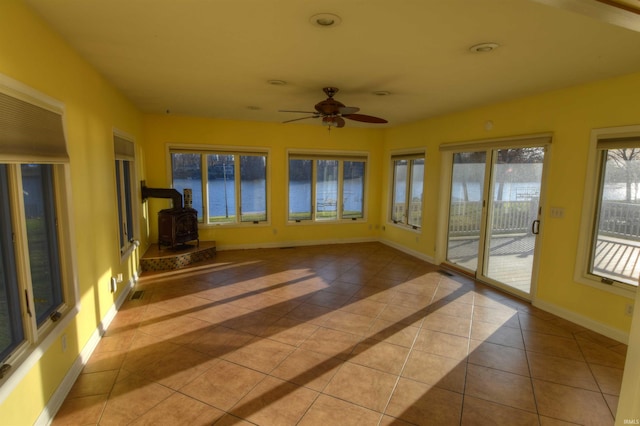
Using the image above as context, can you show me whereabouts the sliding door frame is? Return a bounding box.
[436,133,553,300]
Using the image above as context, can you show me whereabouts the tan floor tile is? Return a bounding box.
[414,329,469,361]
[304,289,352,308]
[523,331,584,361]
[81,350,126,374]
[471,321,525,349]
[179,360,265,410]
[129,392,223,425]
[224,309,282,335]
[321,309,376,335]
[576,336,627,369]
[539,416,582,425]
[377,303,425,326]
[365,318,420,348]
[465,364,536,412]
[461,395,539,426]
[270,348,342,391]
[222,336,295,373]
[378,414,416,425]
[98,373,173,425]
[299,327,361,359]
[533,379,614,425]
[385,378,463,425]
[590,364,624,396]
[66,370,118,399]
[468,340,529,376]
[472,305,520,327]
[350,338,410,375]
[284,302,334,325]
[527,351,598,391]
[518,313,574,338]
[299,394,382,425]
[259,316,319,346]
[230,376,318,425]
[427,299,474,320]
[402,349,467,393]
[51,394,108,426]
[423,312,471,337]
[185,325,255,357]
[340,297,387,318]
[323,362,398,412]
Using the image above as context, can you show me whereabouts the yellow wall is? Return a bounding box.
[0,1,144,424]
[382,72,640,334]
[141,115,384,250]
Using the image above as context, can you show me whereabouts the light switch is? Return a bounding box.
[550,207,564,218]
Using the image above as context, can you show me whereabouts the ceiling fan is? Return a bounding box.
[280,87,388,128]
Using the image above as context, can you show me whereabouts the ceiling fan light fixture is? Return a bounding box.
[310,13,342,27]
[469,43,499,53]
[372,90,391,96]
[267,79,287,86]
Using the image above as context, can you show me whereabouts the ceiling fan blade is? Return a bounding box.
[282,116,317,124]
[339,106,360,115]
[279,110,318,114]
[343,113,388,124]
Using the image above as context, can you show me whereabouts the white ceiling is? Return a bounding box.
[25,0,640,128]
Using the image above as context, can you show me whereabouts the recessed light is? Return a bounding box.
[267,79,287,86]
[469,43,499,53]
[247,106,261,110]
[309,13,342,27]
[372,91,391,96]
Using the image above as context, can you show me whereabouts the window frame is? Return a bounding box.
[388,151,426,231]
[168,144,270,227]
[286,150,368,224]
[0,74,79,400]
[114,131,138,260]
[575,125,640,297]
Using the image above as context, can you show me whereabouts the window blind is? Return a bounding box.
[0,91,68,163]
[596,135,640,150]
[439,134,552,152]
[114,135,135,160]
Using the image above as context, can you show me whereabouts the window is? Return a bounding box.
[0,75,76,391]
[114,134,136,257]
[170,148,268,225]
[579,128,640,289]
[288,153,366,222]
[390,153,425,229]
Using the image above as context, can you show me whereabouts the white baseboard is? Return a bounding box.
[533,298,629,344]
[37,278,135,426]
[379,238,436,264]
[215,236,378,251]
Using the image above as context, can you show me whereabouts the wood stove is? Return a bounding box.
[141,184,199,249]
[158,207,199,249]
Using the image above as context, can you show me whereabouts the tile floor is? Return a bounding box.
[53,242,627,425]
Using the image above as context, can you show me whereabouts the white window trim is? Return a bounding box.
[387,148,426,232]
[113,129,140,261]
[574,125,640,299]
[166,143,271,228]
[286,149,369,224]
[0,75,79,402]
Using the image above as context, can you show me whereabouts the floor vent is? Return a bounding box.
[438,269,454,277]
[130,290,144,300]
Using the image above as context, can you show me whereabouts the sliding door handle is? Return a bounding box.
[531,219,540,235]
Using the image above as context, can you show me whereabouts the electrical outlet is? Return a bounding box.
[110,277,117,293]
[116,273,123,283]
[625,303,634,317]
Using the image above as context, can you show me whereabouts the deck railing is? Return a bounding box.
[449,199,640,241]
[598,201,640,241]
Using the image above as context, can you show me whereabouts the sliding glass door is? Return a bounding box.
[444,141,549,298]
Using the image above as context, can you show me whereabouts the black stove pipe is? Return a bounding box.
[141,184,183,209]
